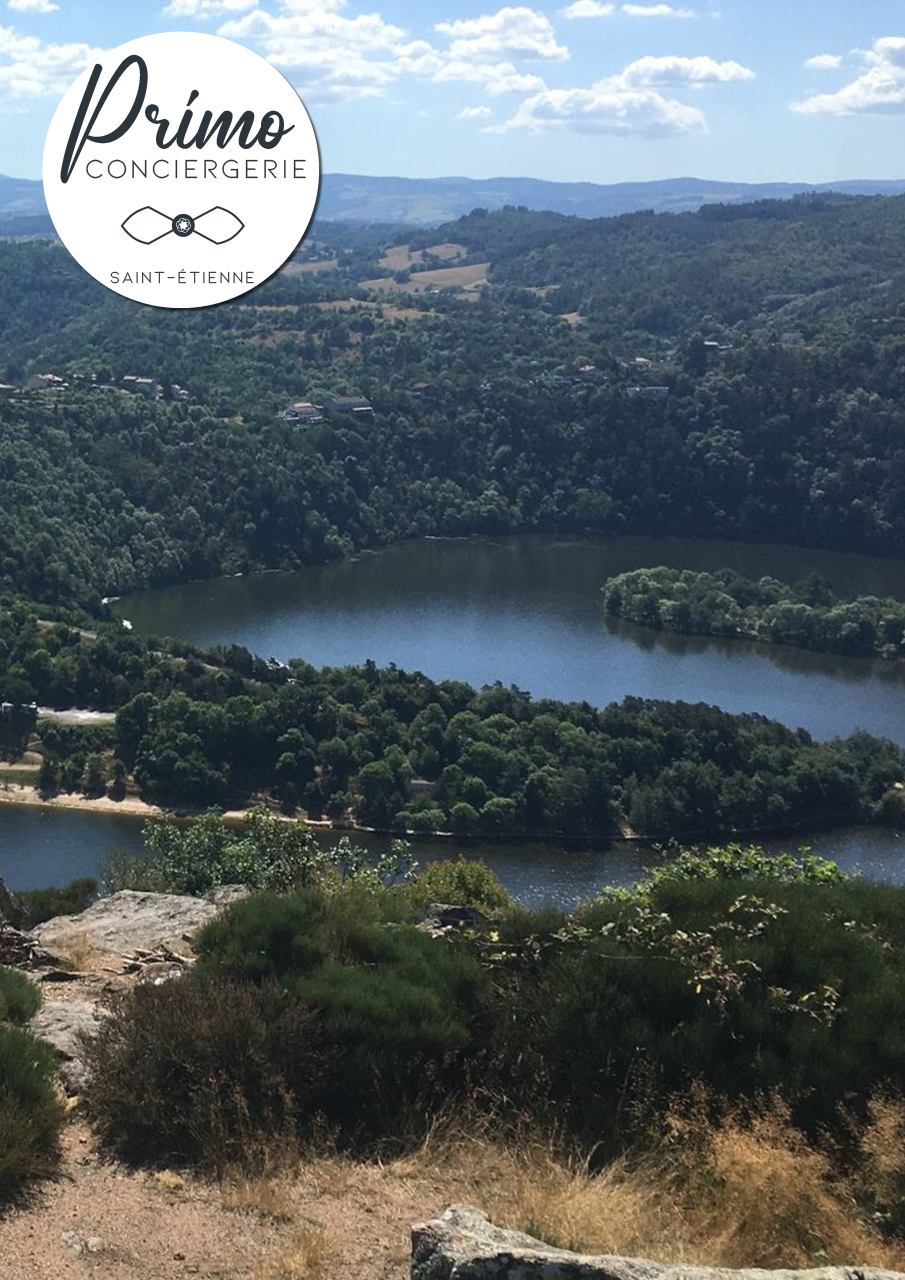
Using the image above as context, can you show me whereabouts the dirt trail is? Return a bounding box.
[0,1121,495,1280]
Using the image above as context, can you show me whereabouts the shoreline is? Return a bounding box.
[0,784,161,820]
[0,783,884,852]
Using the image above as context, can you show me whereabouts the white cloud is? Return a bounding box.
[435,58,545,95]
[0,24,103,102]
[210,2,560,103]
[434,7,568,62]
[794,36,905,115]
[560,1,614,18]
[804,53,842,71]
[492,44,753,136]
[7,0,60,12]
[621,54,754,85]
[458,104,493,119]
[163,0,256,16]
[219,3,439,102]
[623,4,696,17]
[490,81,706,135]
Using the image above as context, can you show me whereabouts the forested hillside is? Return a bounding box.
[5,194,905,606]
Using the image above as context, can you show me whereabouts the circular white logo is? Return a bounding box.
[43,32,320,309]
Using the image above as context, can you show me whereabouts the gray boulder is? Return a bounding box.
[34,887,246,959]
[29,998,101,1092]
[411,1206,905,1280]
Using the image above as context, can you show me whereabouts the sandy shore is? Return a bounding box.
[0,784,161,820]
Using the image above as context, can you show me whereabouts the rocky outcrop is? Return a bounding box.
[34,887,247,959]
[411,1206,905,1280]
[418,904,489,939]
[29,998,101,1093]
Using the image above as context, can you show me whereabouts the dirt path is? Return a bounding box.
[0,1120,503,1280]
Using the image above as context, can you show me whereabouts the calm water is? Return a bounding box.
[8,534,905,905]
[2,805,905,910]
[117,535,905,746]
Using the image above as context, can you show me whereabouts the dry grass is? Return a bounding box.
[378,245,421,270]
[381,1099,905,1271]
[263,1222,333,1280]
[151,1169,186,1194]
[377,242,465,271]
[362,263,490,295]
[425,242,467,261]
[59,929,93,971]
[223,1176,296,1223]
[283,260,338,276]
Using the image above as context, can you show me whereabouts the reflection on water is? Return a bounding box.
[2,805,904,911]
[10,535,905,906]
[117,535,905,747]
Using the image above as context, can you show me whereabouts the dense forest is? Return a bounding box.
[0,597,901,839]
[602,567,905,660]
[3,195,905,836]
[5,195,905,607]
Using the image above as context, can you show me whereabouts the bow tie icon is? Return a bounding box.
[122,206,244,246]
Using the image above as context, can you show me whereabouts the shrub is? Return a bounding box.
[295,927,485,1140]
[499,872,905,1145]
[0,1025,64,1201]
[0,966,41,1024]
[17,877,96,925]
[196,888,488,1142]
[406,857,512,915]
[82,977,325,1173]
[194,891,329,984]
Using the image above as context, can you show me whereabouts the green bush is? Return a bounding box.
[194,890,328,984]
[0,966,41,1025]
[405,856,512,915]
[0,1025,64,1201]
[500,873,905,1144]
[195,889,488,1141]
[82,977,324,1172]
[17,877,96,925]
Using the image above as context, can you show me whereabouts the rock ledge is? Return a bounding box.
[411,1206,905,1280]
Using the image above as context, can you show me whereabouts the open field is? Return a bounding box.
[378,242,467,270]
[363,262,490,295]
[283,259,339,276]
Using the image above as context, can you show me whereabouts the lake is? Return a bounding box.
[116,535,905,745]
[7,533,905,905]
[2,804,905,910]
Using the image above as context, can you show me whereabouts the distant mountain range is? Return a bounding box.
[317,173,905,224]
[5,171,905,230]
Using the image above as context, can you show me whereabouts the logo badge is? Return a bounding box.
[43,32,320,309]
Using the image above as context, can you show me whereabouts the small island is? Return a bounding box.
[602,566,905,662]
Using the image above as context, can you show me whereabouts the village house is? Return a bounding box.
[121,375,162,400]
[28,373,66,392]
[575,364,607,384]
[171,384,190,402]
[325,395,374,418]
[280,400,324,424]
[0,383,17,399]
[409,382,438,401]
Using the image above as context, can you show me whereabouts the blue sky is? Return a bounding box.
[3,0,905,184]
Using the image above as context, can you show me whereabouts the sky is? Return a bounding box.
[3,0,905,185]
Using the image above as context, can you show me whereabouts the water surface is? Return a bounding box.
[9,535,905,905]
[117,535,905,746]
[2,805,904,910]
